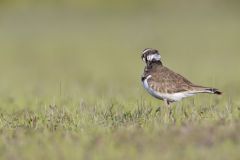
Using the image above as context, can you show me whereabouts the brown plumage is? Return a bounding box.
[142,62,221,94]
[141,48,222,105]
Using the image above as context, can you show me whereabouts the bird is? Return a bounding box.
[141,48,222,107]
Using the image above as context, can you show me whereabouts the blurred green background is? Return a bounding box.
[0,0,240,159]
[0,0,239,99]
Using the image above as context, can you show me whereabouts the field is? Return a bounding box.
[0,0,240,159]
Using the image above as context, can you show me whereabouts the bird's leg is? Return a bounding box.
[155,100,171,113]
[164,99,174,121]
[164,99,170,108]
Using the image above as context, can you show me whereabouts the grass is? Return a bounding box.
[0,99,239,159]
[0,1,240,159]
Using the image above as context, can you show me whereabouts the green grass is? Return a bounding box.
[0,1,240,159]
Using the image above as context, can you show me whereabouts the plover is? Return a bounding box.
[141,48,222,106]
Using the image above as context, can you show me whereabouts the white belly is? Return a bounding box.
[143,75,195,102]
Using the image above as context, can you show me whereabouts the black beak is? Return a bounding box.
[141,54,145,62]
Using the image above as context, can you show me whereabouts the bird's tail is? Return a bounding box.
[192,86,222,95]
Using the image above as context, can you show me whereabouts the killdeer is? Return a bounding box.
[141,48,222,106]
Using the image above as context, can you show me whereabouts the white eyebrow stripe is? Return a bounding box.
[142,48,152,54]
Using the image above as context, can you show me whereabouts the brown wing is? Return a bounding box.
[148,66,194,93]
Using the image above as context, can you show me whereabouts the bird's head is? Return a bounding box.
[141,48,162,65]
